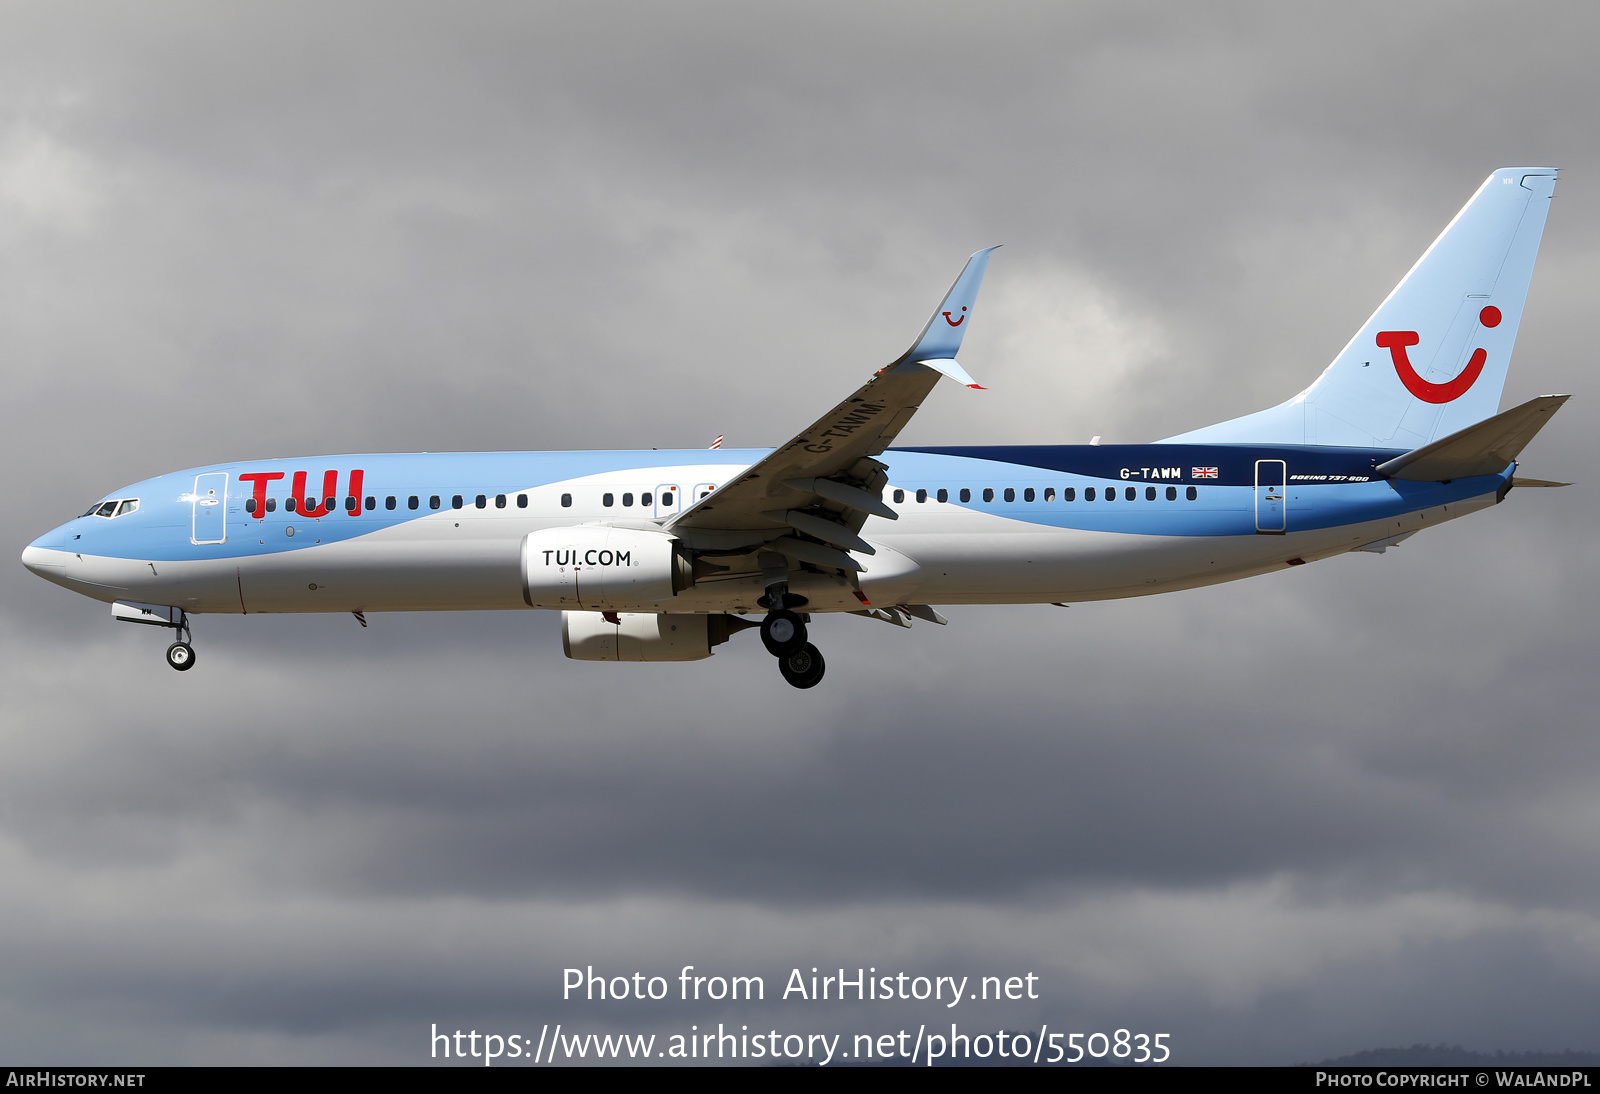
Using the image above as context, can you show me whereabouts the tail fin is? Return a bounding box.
[1164,169,1558,448]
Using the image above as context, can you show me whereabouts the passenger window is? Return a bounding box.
[1085,487,1096,501]
[621,493,632,507]
[663,491,674,505]
[475,495,487,508]
[452,495,464,509]
[983,488,994,502]
[916,488,927,503]
[1044,487,1055,502]
[431,496,442,509]
[286,497,298,513]
[1186,486,1197,501]
[1024,488,1035,502]
[516,494,526,508]
[1125,487,1136,501]
[365,496,375,510]
[246,498,256,514]
[266,498,277,513]
[641,493,652,506]
[494,494,505,508]
[1166,486,1177,500]
[893,489,905,503]
[936,488,948,503]
[385,496,397,510]
[959,488,971,503]
[1106,488,1116,501]
[560,493,571,508]
[345,496,357,512]
[1003,488,1015,502]
[410,496,421,510]
[1065,487,1076,501]
[325,496,336,511]
[1145,486,1156,501]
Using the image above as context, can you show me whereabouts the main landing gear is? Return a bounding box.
[759,562,825,689]
[777,642,826,689]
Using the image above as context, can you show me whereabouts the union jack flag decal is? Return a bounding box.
[1191,466,1219,479]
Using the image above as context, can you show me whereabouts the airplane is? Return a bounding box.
[21,168,1569,689]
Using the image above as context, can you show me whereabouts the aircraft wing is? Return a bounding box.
[667,248,999,565]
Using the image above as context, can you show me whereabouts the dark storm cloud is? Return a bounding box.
[3,0,1599,1066]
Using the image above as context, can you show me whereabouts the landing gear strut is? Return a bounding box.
[759,554,825,688]
[165,611,195,671]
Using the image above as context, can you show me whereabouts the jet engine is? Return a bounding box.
[521,527,694,610]
[562,611,757,661]
[562,611,713,661]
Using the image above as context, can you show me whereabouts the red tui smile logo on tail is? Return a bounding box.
[1377,306,1501,404]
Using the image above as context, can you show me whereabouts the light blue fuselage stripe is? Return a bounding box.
[44,446,1506,564]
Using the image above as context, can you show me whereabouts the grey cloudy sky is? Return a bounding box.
[2,0,1598,1066]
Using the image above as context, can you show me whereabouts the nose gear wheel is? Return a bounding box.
[165,642,196,671]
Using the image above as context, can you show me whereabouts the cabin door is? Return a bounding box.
[192,473,228,544]
[1255,460,1286,534]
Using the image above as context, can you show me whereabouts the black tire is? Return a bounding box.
[165,642,197,671]
[760,609,807,657]
[778,643,826,689]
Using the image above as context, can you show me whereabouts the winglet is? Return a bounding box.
[889,246,1000,378]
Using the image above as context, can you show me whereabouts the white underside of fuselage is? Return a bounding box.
[21,491,1496,617]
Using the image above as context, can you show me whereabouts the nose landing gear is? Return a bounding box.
[165,640,196,671]
[164,610,196,671]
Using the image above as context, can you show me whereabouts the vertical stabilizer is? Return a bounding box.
[1163,169,1557,447]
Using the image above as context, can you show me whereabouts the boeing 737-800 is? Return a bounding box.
[22,169,1569,688]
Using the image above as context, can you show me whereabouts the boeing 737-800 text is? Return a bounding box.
[22,169,1569,688]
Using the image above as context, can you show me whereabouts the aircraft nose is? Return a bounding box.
[22,529,70,578]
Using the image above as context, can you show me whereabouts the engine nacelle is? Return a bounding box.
[562,612,713,662]
[522,526,693,610]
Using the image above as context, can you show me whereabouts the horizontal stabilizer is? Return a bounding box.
[1376,394,1569,481]
[1511,477,1571,488]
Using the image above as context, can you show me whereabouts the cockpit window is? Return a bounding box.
[84,497,141,518]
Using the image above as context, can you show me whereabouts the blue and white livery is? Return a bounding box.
[22,171,1570,688]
